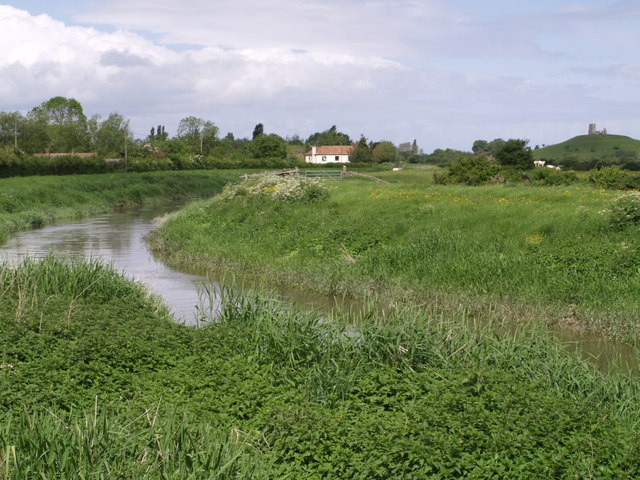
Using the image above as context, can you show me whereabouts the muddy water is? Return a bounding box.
[0,204,638,374]
[0,204,350,325]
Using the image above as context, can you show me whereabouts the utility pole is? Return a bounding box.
[124,130,128,171]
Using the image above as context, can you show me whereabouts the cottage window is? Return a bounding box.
[322,156,327,161]
[335,156,339,161]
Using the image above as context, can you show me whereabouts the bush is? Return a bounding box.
[531,168,578,186]
[442,155,501,185]
[600,192,640,230]
[218,174,330,203]
[588,167,635,190]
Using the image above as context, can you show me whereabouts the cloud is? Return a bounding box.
[1,2,639,151]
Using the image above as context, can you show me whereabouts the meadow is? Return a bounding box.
[150,169,640,345]
[1,256,640,478]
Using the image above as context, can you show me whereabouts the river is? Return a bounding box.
[0,203,637,374]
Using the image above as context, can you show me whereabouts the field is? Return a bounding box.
[150,169,640,345]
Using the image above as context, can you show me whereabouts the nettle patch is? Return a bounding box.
[217,175,330,204]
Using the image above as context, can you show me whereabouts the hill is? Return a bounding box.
[533,134,640,170]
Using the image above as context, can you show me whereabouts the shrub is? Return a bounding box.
[531,168,578,186]
[218,174,330,203]
[588,167,634,190]
[443,155,501,185]
[600,192,640,230]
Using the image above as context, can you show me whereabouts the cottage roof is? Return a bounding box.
[306,145,354,156]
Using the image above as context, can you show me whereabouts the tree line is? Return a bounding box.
[0,97,431,166]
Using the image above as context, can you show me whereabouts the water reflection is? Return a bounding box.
[0,205,208,324]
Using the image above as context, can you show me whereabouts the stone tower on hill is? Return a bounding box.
[588,123,607,135]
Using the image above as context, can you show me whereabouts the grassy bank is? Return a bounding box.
[0,170,240,244]
[150,171,640,345]
[1,257,640,478]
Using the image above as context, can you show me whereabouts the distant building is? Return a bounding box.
[588,123,607,135]
[305,145,353,164]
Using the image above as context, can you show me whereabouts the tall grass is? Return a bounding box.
[2,257,640,477]
[0,170,239,244]
[151,175,640,344]
[0,405,272,479]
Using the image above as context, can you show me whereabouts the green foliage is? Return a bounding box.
[176,116,219,155]
[531,168,578,186]
[28,96,89,152]
[600,192,640,230]
[2,258,640,478]
[218,174,330,204]
[420,148,472,166]
[472,138,505,157]
[588,166,638,190]
[372,141,397,163]
[349,136,373,163]
[438,155,501,185]
[306,125,351,146]
[252,123,264,140]
[496,138,533,169]
[249,134,287,159]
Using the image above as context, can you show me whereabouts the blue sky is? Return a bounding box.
[1,0,639,151]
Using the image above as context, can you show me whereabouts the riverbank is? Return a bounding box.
[149,172,640,346]
[1,257,639,477]
[0,170,240,244]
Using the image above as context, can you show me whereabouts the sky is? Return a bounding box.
[1,0,639,151]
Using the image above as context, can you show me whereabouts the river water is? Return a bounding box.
[0,203,638,374]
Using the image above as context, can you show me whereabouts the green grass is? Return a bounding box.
[2,257,640,478]
[150,172,640,344]
[0,170,240,244]
[534,134,640,167]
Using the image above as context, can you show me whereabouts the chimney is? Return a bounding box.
[312,146,317,156]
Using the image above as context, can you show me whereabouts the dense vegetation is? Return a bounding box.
[0,97,415,178]
[151,170,640,345]
[0,170,238,243]
[534,135,640,170]
[1,257,639,478]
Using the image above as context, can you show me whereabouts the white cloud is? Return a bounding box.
[1,2,639,150]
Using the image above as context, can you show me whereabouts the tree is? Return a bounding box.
[306,125,351,146]
[0,111,22,149]
[495,139,533,170]
[373,141,397,163]
[487,138,505,157]
[28,97,89,152]
[90,113,131,155]
[250,134,286,158]
[177,116,219,154]
[349,136,373,163]
[472,140,489,154]
[252,123,264,140]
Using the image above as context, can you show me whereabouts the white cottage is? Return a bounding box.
[305,145,353,164]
